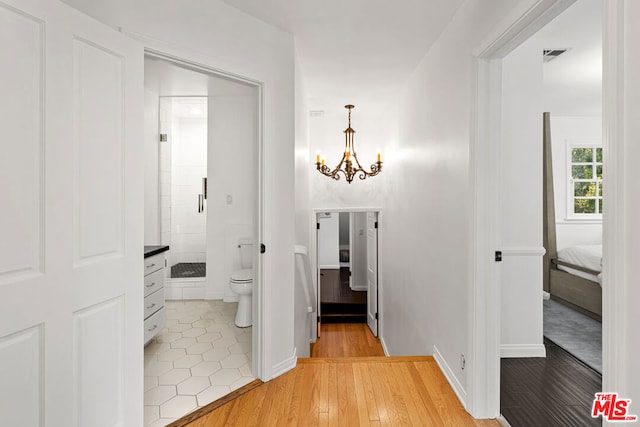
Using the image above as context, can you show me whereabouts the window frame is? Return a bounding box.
[566,140,603,221]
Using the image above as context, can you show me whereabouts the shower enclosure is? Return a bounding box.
[159,97,208,283]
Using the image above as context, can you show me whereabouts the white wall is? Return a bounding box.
[293,56,312,358]
[550,116,602,249]
[159,98,172,247]
[144,89,160,244]
[499,35,544,357]
[171,116,208,266]
[380,0,516,400]
[62,0,296,380]
[206,93,257,301]
[309,106,394,209]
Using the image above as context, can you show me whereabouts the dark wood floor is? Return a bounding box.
[320,268,366,323]
[311,323,384,358]
[501,338,602,427]
[320,268,366,304]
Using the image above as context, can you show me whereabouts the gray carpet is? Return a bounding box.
[543,299,602,373]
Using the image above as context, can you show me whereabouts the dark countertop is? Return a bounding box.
[144,245,170,258]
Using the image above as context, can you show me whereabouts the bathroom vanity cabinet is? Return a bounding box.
[144,246,169,344]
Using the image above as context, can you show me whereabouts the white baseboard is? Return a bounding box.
[223,295,239,303]
[350,284,367,291]
[273,348,297,378]
[380,336,390,356]
[433,345,467,408]
[319,264,340,270]
[500,344,546,358]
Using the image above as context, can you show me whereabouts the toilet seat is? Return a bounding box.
[230,268,253,283]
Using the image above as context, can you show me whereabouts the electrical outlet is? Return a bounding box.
[460,354,466,370]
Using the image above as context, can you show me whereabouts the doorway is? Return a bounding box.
[143,53,260,426]
[313,210,380,357]
[468,0,615,420]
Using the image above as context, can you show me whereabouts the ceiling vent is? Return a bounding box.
[543,48,569,62]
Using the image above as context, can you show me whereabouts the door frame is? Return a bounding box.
[468,0,623,418]
[312,207,382,340]
[142,48,267,381]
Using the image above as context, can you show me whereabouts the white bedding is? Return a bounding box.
[557,244,602,284]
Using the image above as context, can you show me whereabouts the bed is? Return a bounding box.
[542,112,602,321]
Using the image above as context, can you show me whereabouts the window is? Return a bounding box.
[568,146,602,217]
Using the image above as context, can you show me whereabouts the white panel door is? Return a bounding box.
[0,0,143,426]
[366,212,378,336]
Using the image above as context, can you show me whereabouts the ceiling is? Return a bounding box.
[536,0,602,116]
[220,0,465,110]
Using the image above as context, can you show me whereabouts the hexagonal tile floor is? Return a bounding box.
[144,300,253,427]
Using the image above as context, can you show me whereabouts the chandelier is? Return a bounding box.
[315,104,382,183]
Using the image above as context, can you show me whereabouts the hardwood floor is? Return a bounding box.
[311,323,385,358]
[184,357,500,426]
[501,338,602,427]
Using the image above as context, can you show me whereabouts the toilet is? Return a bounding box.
[229,238,253,327]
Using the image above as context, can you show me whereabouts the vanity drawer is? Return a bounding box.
[144,288,164,319]
[144,253,164,276]
[144,268,164,297]
[144,307,165,344]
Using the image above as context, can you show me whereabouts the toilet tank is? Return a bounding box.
[238,238,253,269]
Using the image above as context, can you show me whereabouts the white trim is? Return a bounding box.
[469,0,577,418]
[556,219,602,224]
[602,0,625,399]
[272,348,297,378]
[380,336,390,357]
[433,345,467,408]
[497,415,513,427]
[500,344,546,358]
[500,247,546,257]
[318,264,340,270]
[313,207,382,213]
